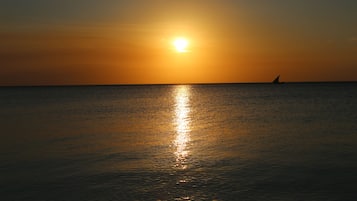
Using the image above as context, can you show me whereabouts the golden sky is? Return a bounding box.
[1,0,357,85]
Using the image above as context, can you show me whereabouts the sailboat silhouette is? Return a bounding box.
[272,75,284,84]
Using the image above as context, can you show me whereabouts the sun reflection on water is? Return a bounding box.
[174,85,191,169]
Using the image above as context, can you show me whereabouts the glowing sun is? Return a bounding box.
[173,37,189,53]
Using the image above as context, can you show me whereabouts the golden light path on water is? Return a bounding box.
[174,85,191,169]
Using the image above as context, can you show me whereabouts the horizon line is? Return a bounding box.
[1,80,357,87]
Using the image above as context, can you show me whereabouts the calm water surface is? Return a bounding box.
[1,83,357,200]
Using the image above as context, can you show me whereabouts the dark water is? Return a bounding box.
[1,83,357,201]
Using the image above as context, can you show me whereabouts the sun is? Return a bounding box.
[173,37,189,53]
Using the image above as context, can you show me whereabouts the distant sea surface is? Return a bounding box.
[1,83,357,201]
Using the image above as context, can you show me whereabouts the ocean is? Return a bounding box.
[1,83,357,201]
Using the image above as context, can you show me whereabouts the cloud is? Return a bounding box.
[349,37,357,42]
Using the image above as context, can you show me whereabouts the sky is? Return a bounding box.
[1,0,357,85]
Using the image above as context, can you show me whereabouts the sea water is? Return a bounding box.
[1,83,357,201]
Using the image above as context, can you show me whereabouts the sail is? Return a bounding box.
[272,75,280,84]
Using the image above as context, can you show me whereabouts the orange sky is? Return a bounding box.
[1,0,356,85]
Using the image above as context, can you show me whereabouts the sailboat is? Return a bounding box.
[272,75,284,84]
